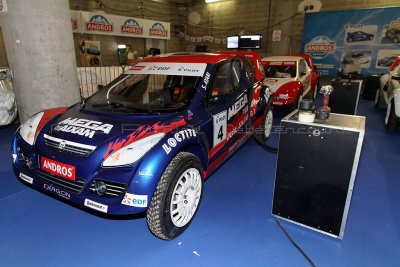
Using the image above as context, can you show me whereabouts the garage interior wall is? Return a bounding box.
[1,0,399,67]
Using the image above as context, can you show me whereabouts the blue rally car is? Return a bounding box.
[11,52,272,240]
[346,31,374,42]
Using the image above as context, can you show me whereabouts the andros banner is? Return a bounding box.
[301,7,400,76]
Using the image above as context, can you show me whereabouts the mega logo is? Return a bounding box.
[228,94,248,120]
[44,184,71,199]
[53,117,113,138]
[41,156,76,181]
[305,36,336,59]
[149,22,168,37]
[86,15,113,32]
[121,19,143,35]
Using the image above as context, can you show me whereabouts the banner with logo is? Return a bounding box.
[74,11,170,40]
[0,0,8,12]
[301,7,400,76]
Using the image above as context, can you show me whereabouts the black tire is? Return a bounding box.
[255,106,273,143]
[289,93,302,110]
[374,88,385,108]
[147,152,203,240]
[385,98,399,132]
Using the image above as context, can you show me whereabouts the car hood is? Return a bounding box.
[41,107,188,148]
[264,78,294,93]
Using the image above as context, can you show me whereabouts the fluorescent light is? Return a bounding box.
[205,0,218,3]
[117,44,126,49]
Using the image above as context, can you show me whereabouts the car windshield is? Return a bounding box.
[87,74,199,113]
[264,63,297,78]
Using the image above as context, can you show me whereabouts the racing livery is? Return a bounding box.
[375,55,400,131]
[346,31,374,42]
[261,55,318,108]
[11,52,272,240]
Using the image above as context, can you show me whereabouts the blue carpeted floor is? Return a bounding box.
[0,101,399,267]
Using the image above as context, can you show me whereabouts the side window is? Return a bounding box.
[299,60,307,75]
[209,61,235,98]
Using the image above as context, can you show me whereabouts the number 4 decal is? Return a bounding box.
[213,111,227,147]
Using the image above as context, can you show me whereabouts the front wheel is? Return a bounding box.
[147,152,203,240]
[385,98,399,132]
[255,107,273,143]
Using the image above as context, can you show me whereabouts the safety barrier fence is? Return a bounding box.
[77,66,125,98]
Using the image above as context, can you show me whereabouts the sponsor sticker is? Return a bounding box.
[213,111,227,147]
[19,173,33,184]
[84,199,108,213]
[41,156,76,181]
[162,129,197,155]
[53,117,113,139]
[121,193,148,208]
[125,62,206,77]
[44,184,70,200]
[12,153,17,164]
[139,167,153,178]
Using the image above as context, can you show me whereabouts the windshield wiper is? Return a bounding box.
[92,102,159,115]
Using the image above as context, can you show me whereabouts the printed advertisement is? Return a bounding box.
[71,11,170,40]
[301,7,400,76]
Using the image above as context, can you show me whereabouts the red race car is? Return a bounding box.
[261,55,319,108]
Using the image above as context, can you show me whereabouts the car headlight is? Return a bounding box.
[20,112,44,145]
[102,133,165,167]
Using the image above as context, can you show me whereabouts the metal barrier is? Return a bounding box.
[77,66,125,98]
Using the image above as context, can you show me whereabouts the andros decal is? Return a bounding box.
[121,19,143,35]
[305,36,336,59]
[149,22,168,37]
[53,118,113,139]
[86,15,113,32]
[41,156,76,181]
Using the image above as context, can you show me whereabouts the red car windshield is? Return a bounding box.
[264,61,297,78]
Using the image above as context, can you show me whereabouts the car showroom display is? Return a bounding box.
[11,52,273,240]
[261,55,318,108]
[0,69,17,125]
[375,55,400,131]
[273,110,365,239]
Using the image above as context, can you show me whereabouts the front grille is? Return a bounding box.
[89,179,126,198]
[36,169,85,194]
[44,134,96,157]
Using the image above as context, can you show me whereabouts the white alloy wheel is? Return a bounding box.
[170,167,202,227]
[264,110,273,139]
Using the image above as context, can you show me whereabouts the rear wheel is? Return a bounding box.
[385,98,399,132]
[147,152,203,240]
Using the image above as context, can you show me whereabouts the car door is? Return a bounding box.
[297,59,311,97]
[205,57,251,164]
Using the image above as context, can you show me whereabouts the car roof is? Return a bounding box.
[141,52,239,64]
[261,55,303,62]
